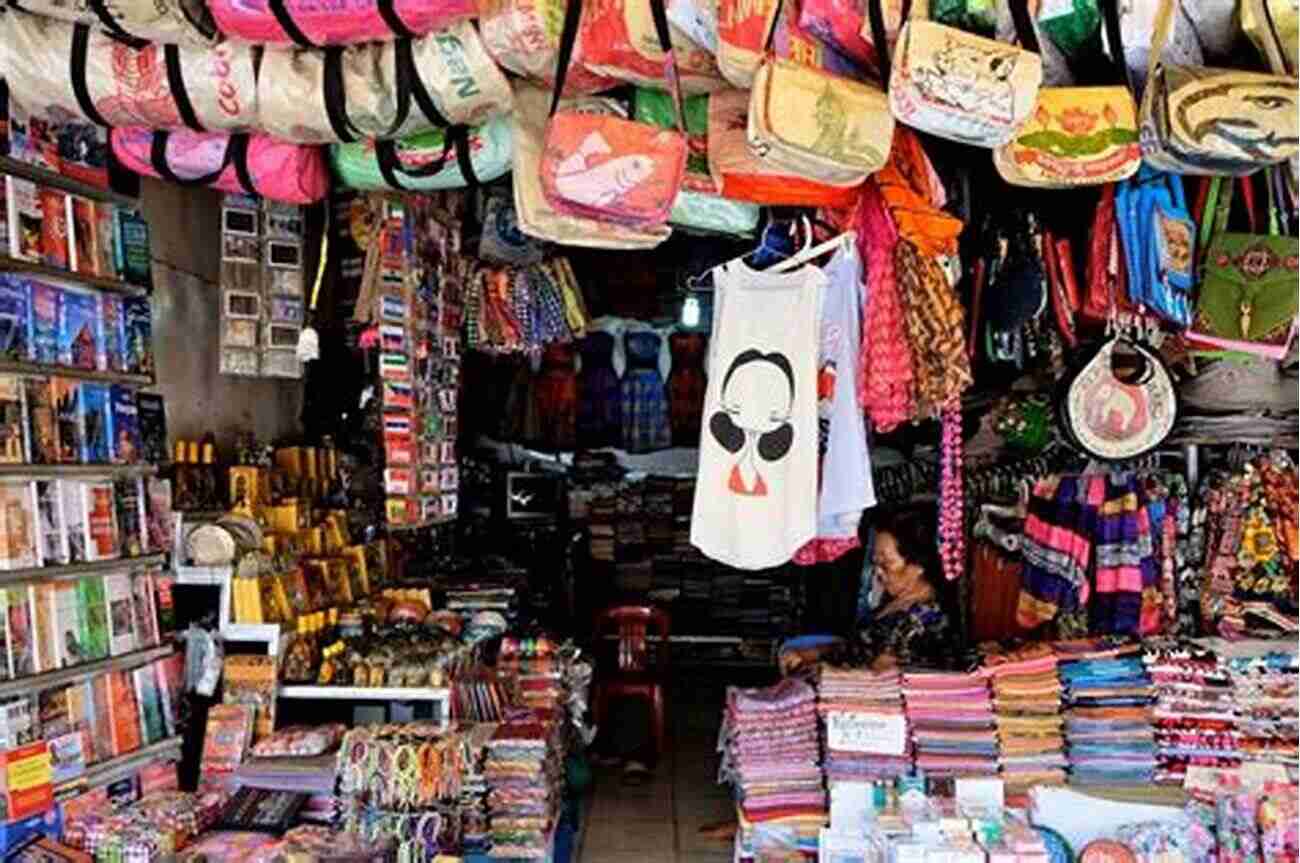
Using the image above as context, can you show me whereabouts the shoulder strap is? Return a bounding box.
[164,44,205,132]
[454,127,480,187]
[149,130,236,186]
[548,0,587,116]
[1146,0,1177,89]
[83,0,150,47]
[1008,0,1040,54]
[375,0,415,39]
[1098,0,1130,87]
[322,48,358,143]
[228,134,257,195]
[267,0,319,48]
[69,25,111,127]
[397,37,445,130]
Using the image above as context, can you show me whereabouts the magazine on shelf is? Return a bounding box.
[100,295,125,374]
[53,581,83,668]
[70,198,98,279]
[79,382,112,464]
[131,663,166,746]
[104,572,135,657]
[131,569,159,648]
[58,289,100,372]
[33,479,68,566]
[107,668,142,756]
[155,653,183,737]
[49,730,86,787]
[96,203,117,280]
[75,575,108,662]
[0,375,27,463]
[22,378,54,465]
[122,297,152,377]
[109,386,139,464]
[82,481,120,561]
[5,177,42,263]
[65,680,92,762]
[38,684,72,738]
[28,282,59,365]
[136,394,166,466]
[112,477,145,558]
[0,481,38,570]
[144,477,173,554]
[60,480,86,563]
[0,275,31,362]
[29,583,55,674]
[0,590,11,681]
[51,378,83,465]
[39,188,69,270]
[89,673,112,759]
[6,585,35,677]
[116,210,151,290]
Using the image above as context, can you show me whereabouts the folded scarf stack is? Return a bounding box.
[817,666,910,782]
[902,669,998,777]
[1060,654,1155,785]
[983,644,1067,796]
[1145,642,1240,785]
[460,722,499,857]
[720,677,826,853]
[485,717,563,859]
[1227,650,1299,772]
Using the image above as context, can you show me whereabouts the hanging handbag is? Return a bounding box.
[745,0,891,186]
[1057,336,1177,461]
[888,0,1043,147]
[330,117,513,191]
[514,84,672,249]
[257,23,513,144]
[479,0,617,95]
[209,0,474,46]
[0,11,257,132]
[1241,0,1298,77]
[706,87,864,208]
[13,0,217,46]
[540,0,688,230]
[634,88,761,236]
[717,0,780,87]
[994,0,1140,188]
[1114,166,1195,328]
[1139,0,1299,177]
[580,0,725,93]
[110,128,329,203]
[1189,174,1300,360]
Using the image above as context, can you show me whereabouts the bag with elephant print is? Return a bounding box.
[256,22,513,144]
[888,0,1042,147]
[1057,336,1177,461]
[0,10,256,132]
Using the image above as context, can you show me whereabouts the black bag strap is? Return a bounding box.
[548,0,587,116]
[399,37,448,130]
[267,0,319,48]
[1008,0,1040,54]
[324,41,420,143]
[375,0,415,39]
[228,134,257,194]
[1099,0,1130,87]
[373,128,463,190]
[149,130,239,186]
[83,0,150,48]
[454,126,479,187]
[70,25,111,127]
[164,43,205,131]
[322,48,359,143]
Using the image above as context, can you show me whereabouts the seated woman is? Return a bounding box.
[860,509,952,671]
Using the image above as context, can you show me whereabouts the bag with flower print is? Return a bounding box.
[540,0,689,229]
[994,0,1139,188]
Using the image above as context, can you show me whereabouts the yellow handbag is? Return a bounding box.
[993,0,1139,188]
[1241,0,1298,76]
[745,0,891,186]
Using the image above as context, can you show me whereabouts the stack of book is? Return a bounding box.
[1,175,150,289]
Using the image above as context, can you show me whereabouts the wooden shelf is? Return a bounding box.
[0,156,138,207]
[80,736,183,789]
[0,256,148,297]
[0,463,156,480]
[0,643,174,699]
[0,553,166,587]
[0,359,152,386]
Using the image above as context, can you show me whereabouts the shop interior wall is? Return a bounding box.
[142,178,304,455]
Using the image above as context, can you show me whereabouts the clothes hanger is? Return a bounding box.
[690,219,798,288]
[768,230,857,273]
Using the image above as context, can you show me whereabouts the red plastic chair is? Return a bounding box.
[592,605,671,763]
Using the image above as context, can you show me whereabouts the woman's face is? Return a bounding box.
[874,531,919,596]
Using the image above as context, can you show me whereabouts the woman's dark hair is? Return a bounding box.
[870,506,957,622]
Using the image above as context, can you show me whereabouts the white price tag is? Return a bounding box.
[825,712,907,755]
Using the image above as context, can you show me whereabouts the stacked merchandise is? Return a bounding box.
[983,645,1067,796]
[496,636,565,713]
[1145,643,1239,785]
[460,722,499,858]
[720,679,825,859]
[63,789,227,859]
[484,717,563,859]
[1227,649,1299,772]
[446,583,519,628]
[901,669,999,777]
[1059,650,1156,785]
[0,185,151,288]
[587,490,616,564]
[644,476,675,572]
[817,667,910,782]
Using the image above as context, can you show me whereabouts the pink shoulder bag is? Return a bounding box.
[539,0,688,230]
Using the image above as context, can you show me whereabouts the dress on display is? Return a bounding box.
[620,330,671,453]
[533,342,578,452]
[576,331,622,449]
[667,332,708,447]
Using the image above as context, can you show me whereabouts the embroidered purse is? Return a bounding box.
[745,0,891,186]
[994,0,1139,188]
[540,0,688,230]
[1189,174,1300,360]
[1058,336,1177,461]
[1139,0,1299,176]
[888,0,1042,147]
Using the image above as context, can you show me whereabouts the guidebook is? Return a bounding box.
[0,276,31,362]
[104,573,135,657]
[51,378,83,464]
[79,382,112,464]
[109,386,139,464]
[0,375,27,463]
[28,282,59,365]
[75,576,108,662]
[57,288,100,371]
[22,378,54,465]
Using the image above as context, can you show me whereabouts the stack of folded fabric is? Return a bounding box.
[817,666,910,782]
[485,718,563,859]
[720,679,826,858]
[588,492,616,562]
[1227,649,1299,772]
[902,669,999,777]
[1144,642,1239,785]
[983,644,1067,796]
[498,637,567,713]
[460,722,499,858]
[1060,652,1156,785]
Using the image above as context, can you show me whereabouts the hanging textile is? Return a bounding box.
[667,332,708,447]
[533,343,578,452]
[855,184,914,433]
[576,331,623,449]
[620,330,672,454]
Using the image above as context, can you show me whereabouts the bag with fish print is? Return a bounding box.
[0,10,257,132]
[331,116,514,191]
[707,87,863,207]
[1139,0,1299,177]
[480,0,617,95]
[256,22,513,144]
[746,0,891,186]
[514,84,671,248]
[993,0,1139,188]
[581,0,726,93]
[888,0,1042,147]
[110,127,329,203]
[540,0,689,229]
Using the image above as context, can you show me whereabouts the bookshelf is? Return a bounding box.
[0,157,137,208]
[0,464,157,480]
[0,642,173,699]
[0,256,148,298]
[79,735,183,789]
[0,553,166,588]
[0,359,153,387]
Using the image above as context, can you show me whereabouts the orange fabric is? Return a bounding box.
[874,128,962,257]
